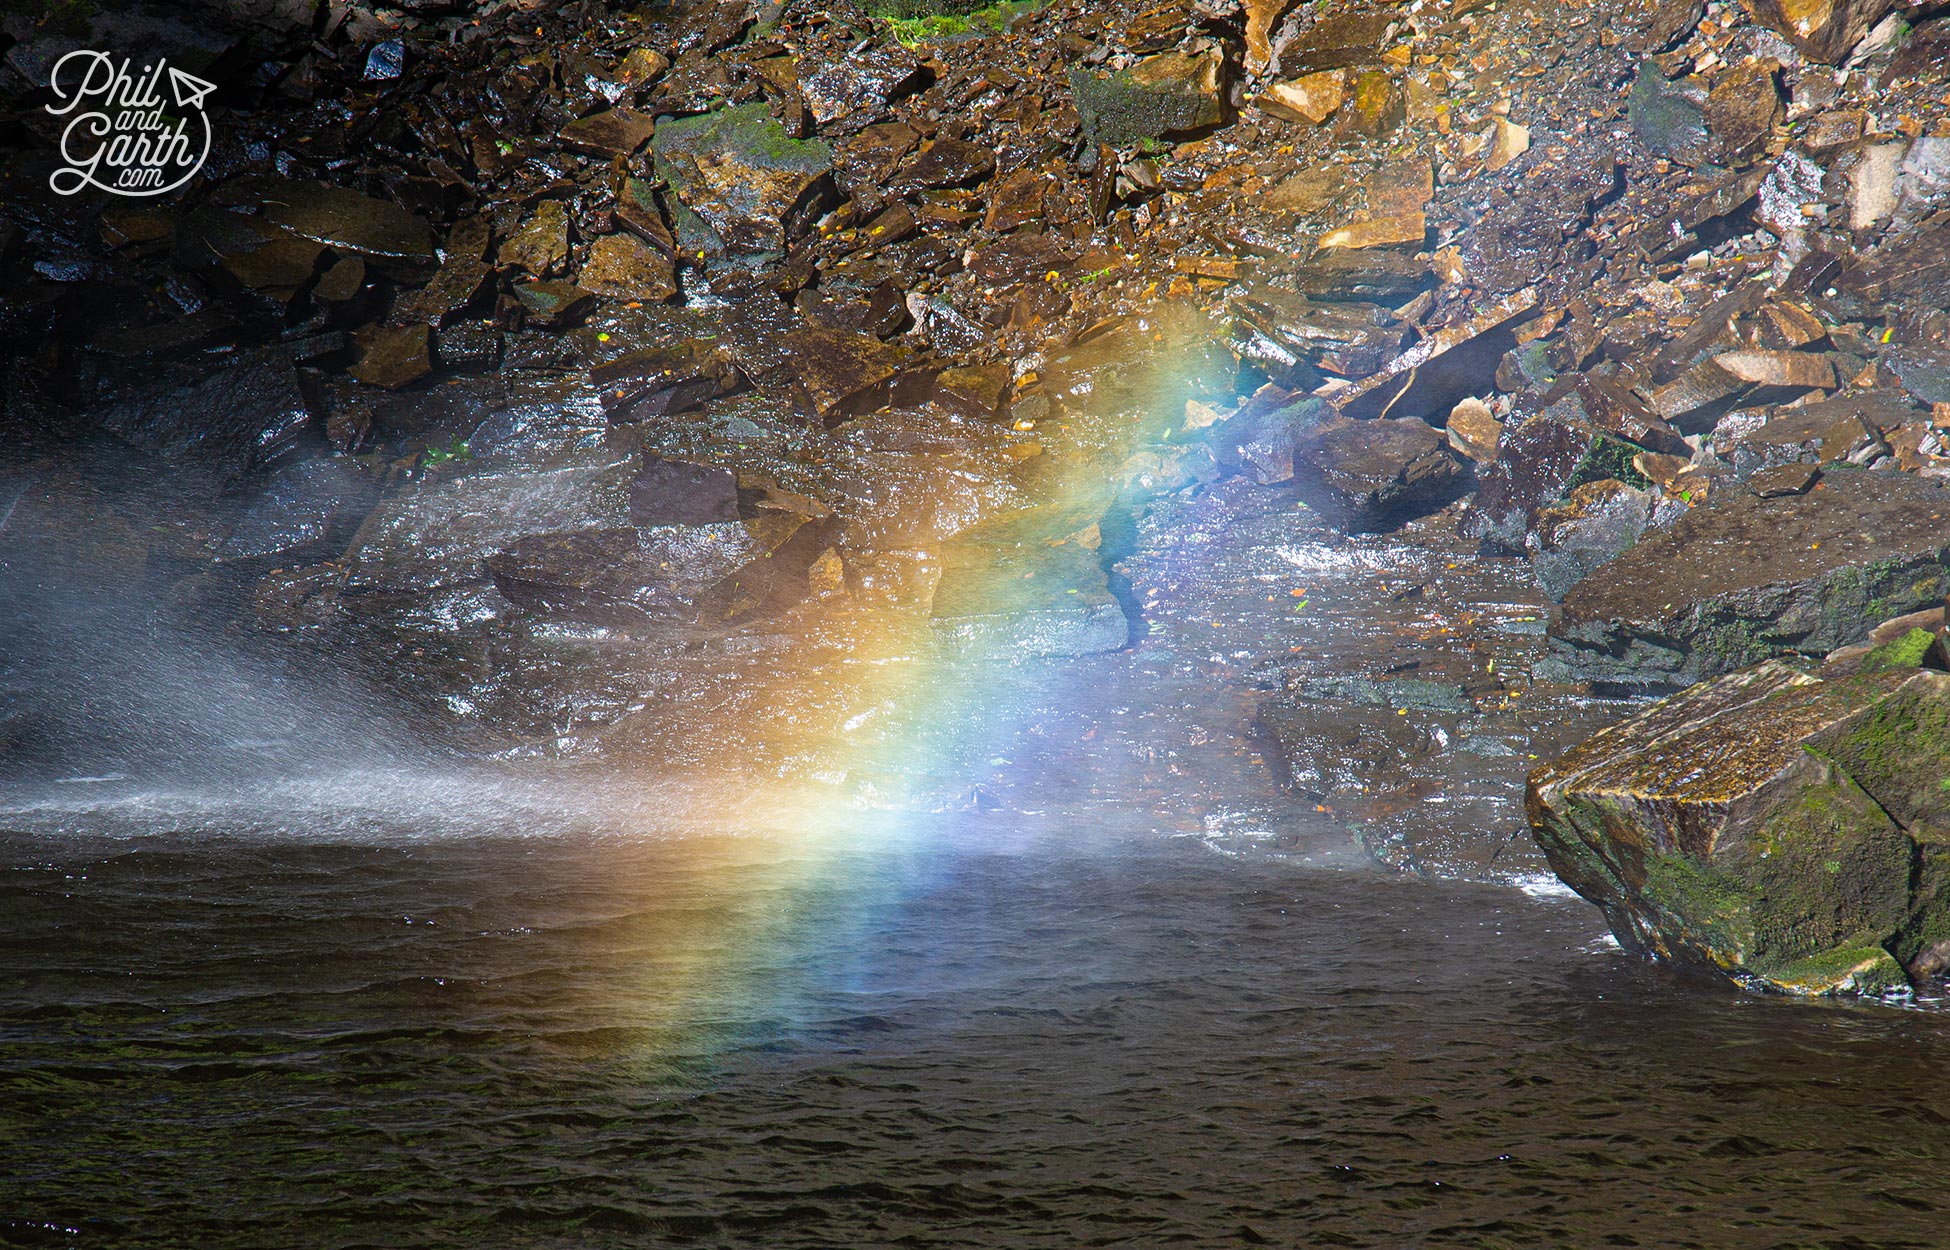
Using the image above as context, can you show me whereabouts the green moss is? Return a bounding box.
[877,0,1038,41]
[1816,673,1950,831]
[1741,757,1910,963]
[1859,627,1939,674]
[1759,943,1906,996]
[1639,851,1755,965]
[1566,433,1650,492]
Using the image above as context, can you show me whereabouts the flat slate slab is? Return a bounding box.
[1544,467,1950,690]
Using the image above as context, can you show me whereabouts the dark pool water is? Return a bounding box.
[3,793,1948,1250]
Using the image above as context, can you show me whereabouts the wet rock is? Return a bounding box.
[1069,49,1224,147]
[797,39,924,129]
[1574,374,1691,457]
[591,342,741,421]
[1848,141,1908,231]
[1749,461,1821,497]
[484,523,766,629]
[1229,291,1407,389]
[349,323,433,390]
[1316,212,1425,252]
[514,281,595,328]
[1712,349,1835,391]
[558,107,657,158]
[1461,415,1649,553]
[97,349,312,484]
[364,38,404,81]
[172,209,326,313]
[578,233,678,302]
[1289,414,1463,532]
[1738,0,1896,63]
[433,322,502,373]
[652,102,833,259]
[342,411,639,596]
[1341,70,1403,139]
[1629,68,1709,166]
[730,317,928,425]
[1529,658,1939,995]
[257,180,436,280]
[1245,0,1295,74]
[1887,345,1950,406]
[630,452,739,526]
[1446,398,1502,463]
[892,139,997,193]
[1263,165,1346,215]
[1704,60,1782,169]
[1546,468,1950,691]
[1625,0,1706,51]
[617,47,670,88]
[396,251,493,327]
[313,253,367,318]
[1205,387,1332,484]
[1285,248,1430,303]
[1487,118,1530,172]
[984,169,1050,233]
[1648,358,1753,428]
[1280,9,1395,74]
[1730,393,1916,471]
[218,458,376,564]
[1336,287,1539,421]
[499,200,572,278]
[1526,480,1662,603]
[834,122,919,199]
[931,506,1129,657]
[931,363,1011,420]
[1839,213,1950,316]
[1254,70,1345,125]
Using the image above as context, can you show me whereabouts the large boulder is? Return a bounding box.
[1545,468,1950,691]
[1529,652,1950,995]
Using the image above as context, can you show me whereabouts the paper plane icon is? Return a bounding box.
[167,66,216,111]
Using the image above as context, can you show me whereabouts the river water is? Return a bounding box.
[5,438,1948,1248]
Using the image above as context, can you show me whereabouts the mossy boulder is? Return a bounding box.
[1544,467,1950,691]
[651,103,834,261]
[1069,49,1223,147]
[1528,656,1950,996]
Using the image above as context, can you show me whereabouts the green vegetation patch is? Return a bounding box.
[874,0,1039,42]
[1859,627,1939,674]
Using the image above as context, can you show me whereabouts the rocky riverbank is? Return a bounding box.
[6,0,1950,993]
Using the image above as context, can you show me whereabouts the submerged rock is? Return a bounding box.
[1529,653,1950,996]
[1546,469,1950,691]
